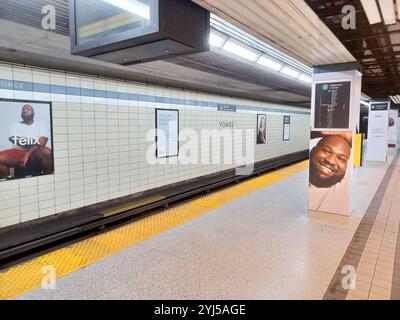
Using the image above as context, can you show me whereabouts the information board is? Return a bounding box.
[283,116,290,141]
[366,102,389,162]
[314,81,351,129]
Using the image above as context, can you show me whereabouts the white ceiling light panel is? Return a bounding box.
[378,0,397,25]
[257,55,283,71]
[360,0,382,24]
[222,39,260,62]
[280,66,300,78]
[209,30,227,48]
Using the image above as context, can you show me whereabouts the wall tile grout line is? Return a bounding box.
[323,151,400,300]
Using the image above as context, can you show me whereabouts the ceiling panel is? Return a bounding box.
[306,0,400,100]
[192,0,355,66]
[0,0,312,107]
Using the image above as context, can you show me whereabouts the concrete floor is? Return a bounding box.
[19,151,396,300]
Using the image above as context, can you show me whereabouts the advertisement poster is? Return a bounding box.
[388,109,398,148]
[309,131,353,215]
[314,81,351,129]
[283,115,290,141]
[0,99,54,181]
[256,114,267,145]
[156,109,179,158]
[366,103,389,162]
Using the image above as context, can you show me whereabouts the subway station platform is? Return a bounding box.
[0,149,398,300]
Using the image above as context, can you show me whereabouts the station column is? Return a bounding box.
[309,63,362,217]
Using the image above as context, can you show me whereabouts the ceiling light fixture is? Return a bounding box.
[391,95,400,104]
[280,66,300,78]
[360,0,382,24]
[222,39,260,62]
[209,30,227,48]
[257,55,283,71]
[377,0,397,25]
[298,74,312,83]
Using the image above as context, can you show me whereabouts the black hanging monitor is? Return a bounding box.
[69,0,210,64]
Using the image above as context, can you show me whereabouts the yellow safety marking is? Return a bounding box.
[102,195,167,217]
[354,134,363,168]
[0,160,308,300]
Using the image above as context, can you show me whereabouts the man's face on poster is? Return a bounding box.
[310,136,351,188]
[21,104,35,122]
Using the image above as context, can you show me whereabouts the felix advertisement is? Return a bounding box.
[0,99,54,181]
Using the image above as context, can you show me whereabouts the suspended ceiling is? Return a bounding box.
[0,0,358,108]
[306,0,400,100]
[192,0,356,66]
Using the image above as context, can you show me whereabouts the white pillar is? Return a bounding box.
[309,64,362,217]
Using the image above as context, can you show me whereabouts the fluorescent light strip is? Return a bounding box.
[378,0,396,25]
[257,55,283,71]
[209,31,227,48]
[361,0,382,24]
[222,39,260,62]
[361,100,370,107]
[397,0,400,24]
[210,14,311,75]
[298,74,312,83]
[280,66,300,78]
[103,0,150,20]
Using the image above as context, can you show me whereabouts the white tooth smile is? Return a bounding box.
[320,163,335,173]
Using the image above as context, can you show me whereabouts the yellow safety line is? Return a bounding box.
[0,160,309,300]
[102,195,167,217]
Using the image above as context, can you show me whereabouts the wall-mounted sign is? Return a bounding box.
[217,104,237,112]
[256,114,267,145]
[156,108,179,158]
[283,115,290,141]
[366,102,389,162]
[314,81,351,129]
[0,99,54,181]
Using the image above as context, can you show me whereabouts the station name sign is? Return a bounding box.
[217,104,237,112]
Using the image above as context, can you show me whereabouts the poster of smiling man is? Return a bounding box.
[309,131,353,216]
[0,99,54,181]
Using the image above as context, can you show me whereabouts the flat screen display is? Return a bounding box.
[314,81,351,129]
[74,0,159,47]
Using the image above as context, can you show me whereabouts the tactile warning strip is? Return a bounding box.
[0,161,308,300]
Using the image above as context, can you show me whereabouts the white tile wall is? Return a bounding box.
[0,62,310,228]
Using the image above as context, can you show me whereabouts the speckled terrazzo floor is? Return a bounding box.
[18,151,396,300]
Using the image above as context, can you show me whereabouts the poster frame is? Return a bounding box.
[256,113,267,145]
[0,97,55,181]
[283,115,291,141]
[155,108,179,159]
